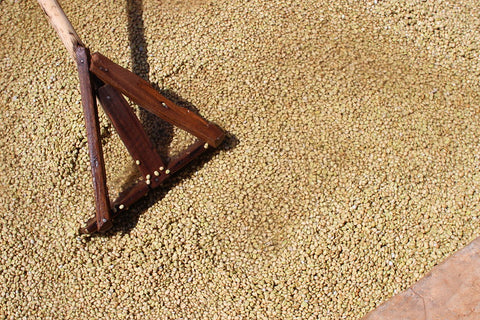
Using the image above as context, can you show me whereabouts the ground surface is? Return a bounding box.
[363,236,480,320]
[1,0,480,319]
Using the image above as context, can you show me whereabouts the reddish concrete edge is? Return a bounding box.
[362,236,480,320]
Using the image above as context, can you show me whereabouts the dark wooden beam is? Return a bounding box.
[76,47,112,232]
[90,52,225,148]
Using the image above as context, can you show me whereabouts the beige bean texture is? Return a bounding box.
[1,0,480,319]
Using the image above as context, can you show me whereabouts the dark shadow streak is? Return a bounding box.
[126,0,174,161]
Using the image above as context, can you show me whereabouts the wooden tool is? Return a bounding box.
[37,0,225,234]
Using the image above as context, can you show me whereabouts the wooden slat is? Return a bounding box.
[90,52,225,148]
[97,84,165,178]
[80,181,150,234]
[168,140,208,174]
[147,139,208,189]
[142,140,208,189]
[75,47,112,232]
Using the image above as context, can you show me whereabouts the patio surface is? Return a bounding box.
[363,236,480,319]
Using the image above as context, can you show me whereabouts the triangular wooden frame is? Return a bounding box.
[75,47,224,234]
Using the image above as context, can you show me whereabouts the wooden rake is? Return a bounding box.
[37,0,225,234]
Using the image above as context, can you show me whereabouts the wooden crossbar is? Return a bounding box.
[90,52,225,148]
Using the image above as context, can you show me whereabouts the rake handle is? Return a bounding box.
[37,0,84,60]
